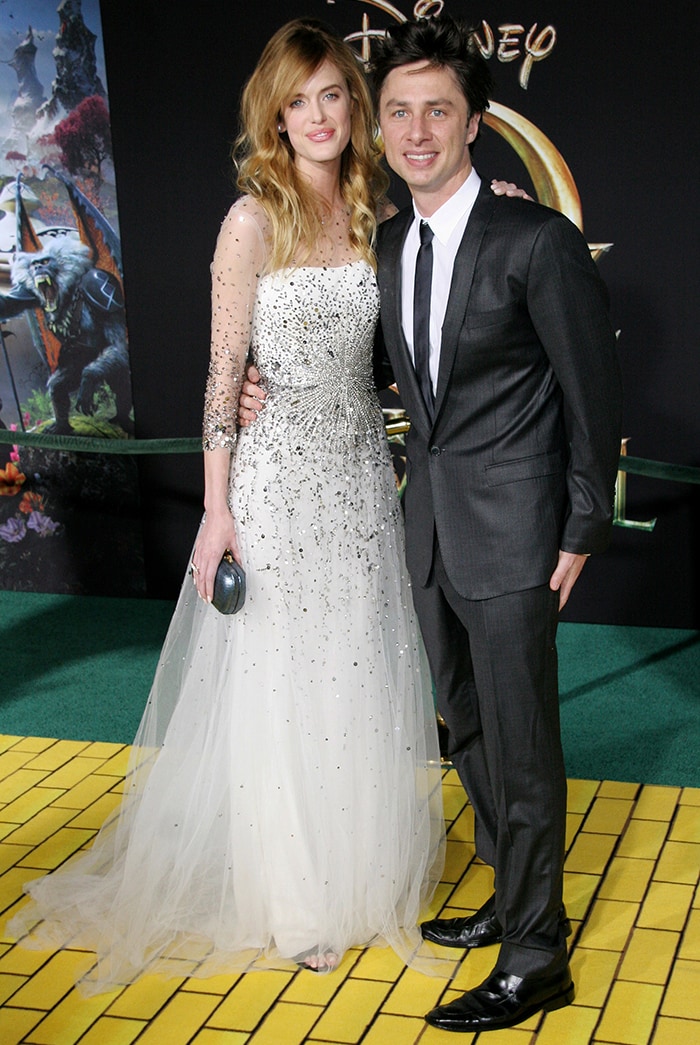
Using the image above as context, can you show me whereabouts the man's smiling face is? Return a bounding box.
[378,61,481,215]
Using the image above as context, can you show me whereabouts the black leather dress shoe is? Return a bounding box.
[420,895,572,950]
[421,895,501,948]
[425,964,575,1032]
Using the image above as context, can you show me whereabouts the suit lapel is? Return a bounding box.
[379,209,434,434]
[433,186,496,422]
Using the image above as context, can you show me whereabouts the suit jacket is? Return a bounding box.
[376,181,623,600]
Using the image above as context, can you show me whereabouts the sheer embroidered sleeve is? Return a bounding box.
[202,198,268,451]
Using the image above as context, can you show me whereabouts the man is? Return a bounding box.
[369,14,621,1032]
[241,13,622,1033]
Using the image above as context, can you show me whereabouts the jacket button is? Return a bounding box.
[430,446,442,456]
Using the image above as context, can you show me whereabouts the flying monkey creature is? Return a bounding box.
[0,171,132,434]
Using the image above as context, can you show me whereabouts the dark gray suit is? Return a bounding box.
[376,182,622,976]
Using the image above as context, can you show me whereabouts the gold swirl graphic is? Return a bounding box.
[341,4,612,259]
[484,102,612,259]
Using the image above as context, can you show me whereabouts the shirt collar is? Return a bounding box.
[412,168,481,245]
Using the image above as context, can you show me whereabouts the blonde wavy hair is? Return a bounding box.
[234,18,389,271]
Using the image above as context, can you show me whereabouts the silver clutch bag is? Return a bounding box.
[212,550,246,614]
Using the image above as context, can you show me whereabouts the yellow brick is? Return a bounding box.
[449,946,494,991]
[350,945,407,982]
[95,749,131,777]
[597,980,664,1044]
[6,948,95,1009]
[0,842,32,874]
[577,899,637,951]
[191,1032,249,1045]
[0,972,26,1004]
[0,736,23,753]
[0,1006,43,1045]
[570,947,621,1007]
[382,966,449,1016]
[71,1015,148,1045]
[24,740,91,771]
[617,818,668,860]
[563,871,599,923]
[205,971,293,1032]
[18,826,95,870]
[0,752,42,783]
[598,856,655,902]
[38,757,98,790]
[598,780,639,799]
[128,991,219,1045]
[679,907,700,960]
[654,840,700,885]
[22,985,118,1044]
[619,928,679,984]
[680,787,700,807]
[51,773,119,810]
[308,977,390,1041]
[564,830,617,874]
[447,804,474,843]
[441,784,468,822]
[3,806,77,847]
[583,797,634,835]
[0,769,50,804]
[670,805,700,843]
[565,812,585,849]
[633,784,681,821]
[660,958,700,1020]
[449,863,493,910]
[4,737,55,754]
[566,779,600,814]
[82,741,127,761]
[442,839,475,884]
[108,973,185,1020]
[0,787,65,825]
[638,881,694,932]
[534,1002,600,1045]
[0,942,54,975]
[652,1015,700,1045]
[362,1012,435,1045]
[280,966,341,1008]
[181,967,240,997]
[420,882,452,921]
[0,869,47,934]
[68,792,122,830]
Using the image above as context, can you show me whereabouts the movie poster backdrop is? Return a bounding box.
[0,0,144,595]
[2,1,699,626]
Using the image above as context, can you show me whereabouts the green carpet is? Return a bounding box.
[1,591,698,788]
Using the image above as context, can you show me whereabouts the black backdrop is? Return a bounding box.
[98,0,699,629]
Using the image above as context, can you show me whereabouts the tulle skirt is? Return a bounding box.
[8,418,447,993]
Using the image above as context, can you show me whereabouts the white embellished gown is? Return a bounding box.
[10,197,445,992]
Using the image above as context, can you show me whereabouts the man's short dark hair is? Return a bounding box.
[371,13,494,121]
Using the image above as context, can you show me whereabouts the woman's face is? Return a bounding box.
[279,60,353,176]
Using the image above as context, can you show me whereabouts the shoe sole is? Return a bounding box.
[425,982,575,1032]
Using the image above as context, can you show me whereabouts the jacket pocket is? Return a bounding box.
[485,449,564,486]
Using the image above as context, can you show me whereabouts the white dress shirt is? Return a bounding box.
[401,168,481,395]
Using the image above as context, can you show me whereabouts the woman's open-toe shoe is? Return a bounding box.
[294,947,338,973]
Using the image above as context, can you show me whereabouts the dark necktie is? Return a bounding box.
[413,220,435,416]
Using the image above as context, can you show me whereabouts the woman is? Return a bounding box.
[9,19,447,989]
